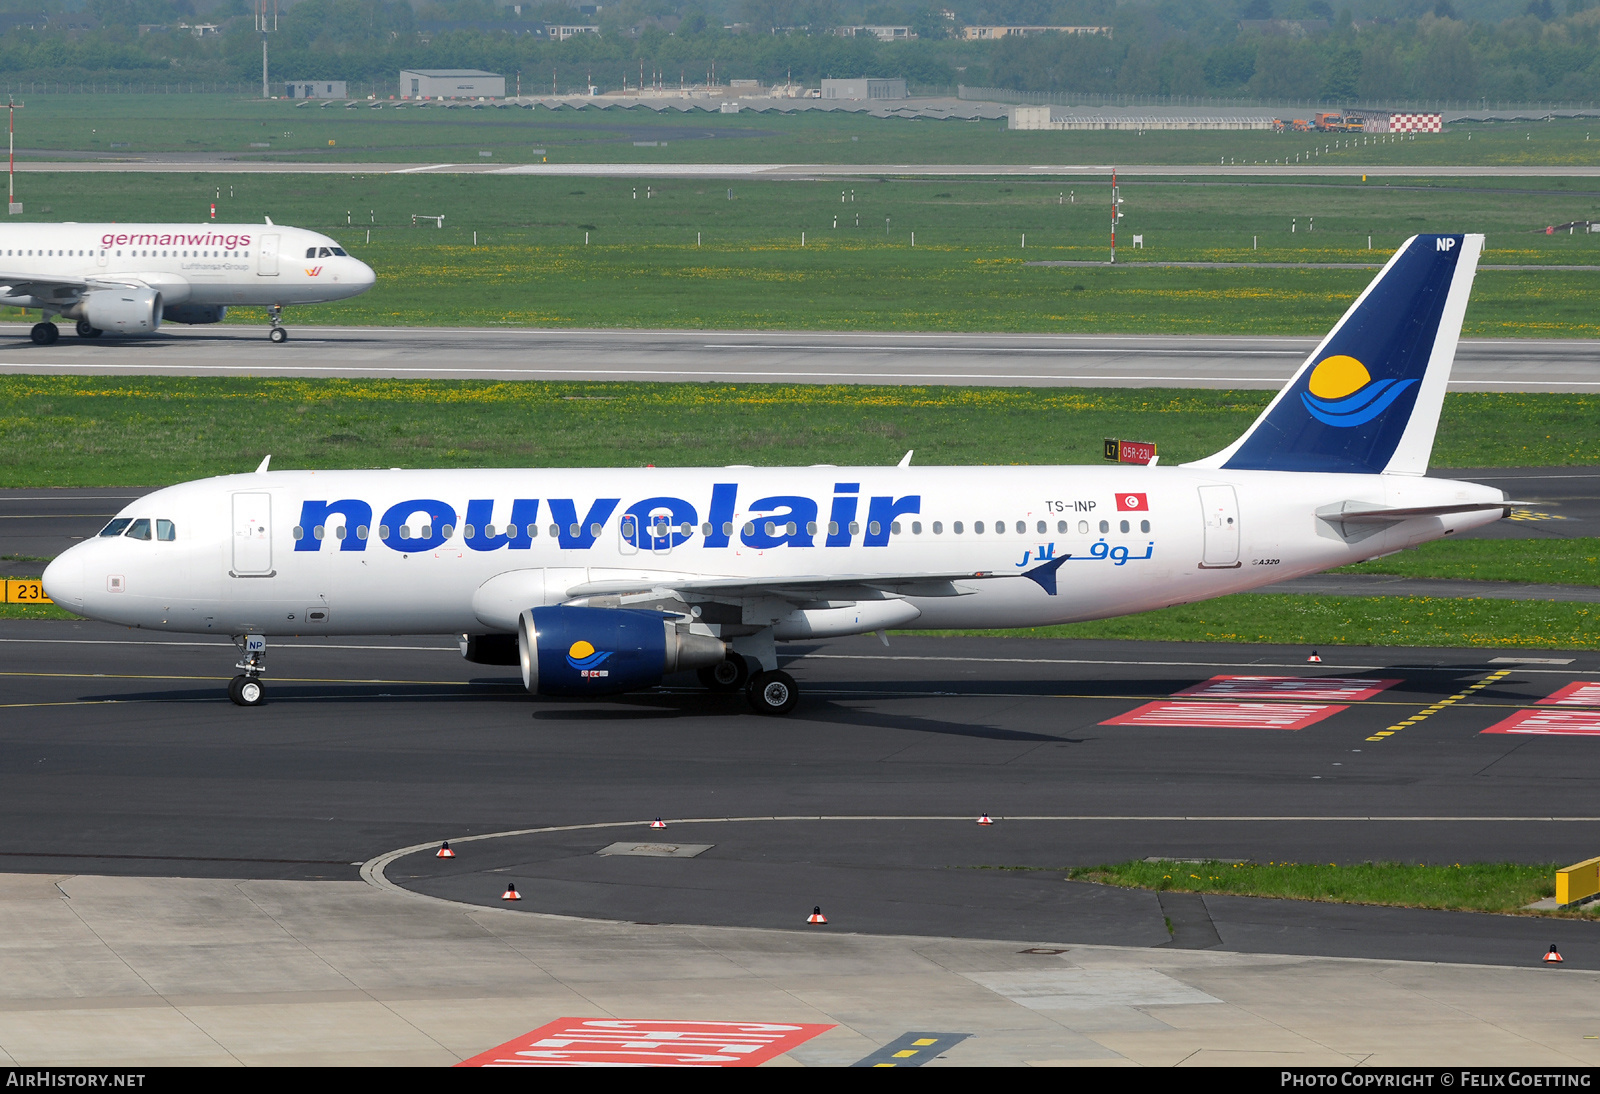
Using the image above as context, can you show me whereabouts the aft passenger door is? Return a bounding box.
[1197,485,1240,569]
[257,233,280,277]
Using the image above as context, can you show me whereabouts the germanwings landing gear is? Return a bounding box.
[229,634,267,706]
[267,305,288,343]
[29,321,57,345]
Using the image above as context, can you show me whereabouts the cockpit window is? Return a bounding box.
[305,248,316,258]
[125,518,151,541]
[99,518,132,537]
[156,519,176,541]
[330,247,348,256]
[317,247,333,257]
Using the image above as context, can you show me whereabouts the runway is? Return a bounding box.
[2,621,1599,967]
[0,325,1595,391]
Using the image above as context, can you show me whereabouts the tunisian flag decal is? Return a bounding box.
[1115,493,1149,512]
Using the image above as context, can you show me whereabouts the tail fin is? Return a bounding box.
[1187,233,1483,475]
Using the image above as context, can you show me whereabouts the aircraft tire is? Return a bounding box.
[75,320,102,339]
[29,322,57,345]
[698,652,749,693]
[268,326,289,344]
[746,670,798,716]
[229,675,265,707]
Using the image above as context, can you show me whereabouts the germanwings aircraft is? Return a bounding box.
[43,234,1507,715]
[0,220,375,344]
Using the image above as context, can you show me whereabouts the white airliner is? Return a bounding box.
[0,220,375,344]
[43,233,1508,714]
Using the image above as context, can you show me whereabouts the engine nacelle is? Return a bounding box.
[162,303,227,325]
[76,288,163,334]
[517,606,726,697]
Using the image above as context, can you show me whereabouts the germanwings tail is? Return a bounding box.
[1187,233,1484,475]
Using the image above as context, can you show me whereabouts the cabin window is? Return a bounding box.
[993,521,1004,534]
[890,521,901,535]
[1036,521,1046,534]
[764,521,775,536]
[827,521,838,536]
[125,518,152,541]
[1120,520,1130,533]
[1057,520,1067,533]
[399,525,410,538]
[743,522,755,536]
[378,525,390,538]
[953,521,964,534]
[1099,520,1110,533]
[868,521,881,536]
[313,525,325,540]
[722,522,733,536]
[292,525,304,539]
[974,521,985,534]
[1079,520,1090,534]
[911,521,922,534]
[932,521,942,534]
[99,518,132,537]
[420,525,433,538]
[567,524,579,537]
[1141,520,1151,533]
[526,524,538,538]
[357,525,368,540]
[806,521,818,536]
[849,521,860,535]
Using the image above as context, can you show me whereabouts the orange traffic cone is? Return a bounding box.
[436,841,455,859]
[807,906,828,924]
[1307,651,1322,663]
[650,817,667,830]
[1544,944,1564,965]
[502,883,521,902]
[977,813,994,826]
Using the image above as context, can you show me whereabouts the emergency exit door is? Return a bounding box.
[1198,485,1240,568]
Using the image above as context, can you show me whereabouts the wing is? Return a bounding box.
[0,272,141,305]
[563,570,997,604]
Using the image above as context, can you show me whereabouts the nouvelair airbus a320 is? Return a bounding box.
[43,233,1507,715]
[0,219,374,344]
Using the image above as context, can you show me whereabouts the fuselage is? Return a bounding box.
[0,222,374,309]
[42,464,1506,638]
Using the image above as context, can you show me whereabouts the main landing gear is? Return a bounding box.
[29,322,57,345]
[229,634,267,707]
[75,320,102,339]
[698,650,800,715]
[267,305,288,343]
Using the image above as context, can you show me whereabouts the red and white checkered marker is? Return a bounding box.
[1545,945,1564,965]
[502,883,521,901]
[807,906,827,924]
[1306,651,1322,663]
[456,1018,835,1068]
[650,817,667,829]
[977,813,994,826]
[436,841,455,858]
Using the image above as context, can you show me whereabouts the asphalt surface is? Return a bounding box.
[4,622,1600,965]
[0,326,1595,391]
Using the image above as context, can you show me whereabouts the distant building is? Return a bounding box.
[545,24,599,40]
[820,78,908,100]
[832,25,916,41]
[286,81,347,99]
[962,25,1111,39]
[400,69,506,99]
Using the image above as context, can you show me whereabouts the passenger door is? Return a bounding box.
[1198,485,1240,568]
[231,492,274,576]
[257,233,280,277]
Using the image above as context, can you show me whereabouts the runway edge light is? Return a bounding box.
[1545,945,1564,965]
[650,817,667,830]
[807,906,828,925]
[436,841,455,858]
[502,883,521,902]
[1307,651,1323,663]
[978,813,994,826]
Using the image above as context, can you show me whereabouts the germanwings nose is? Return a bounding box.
[354,260,375,291]
[41,552,84,611]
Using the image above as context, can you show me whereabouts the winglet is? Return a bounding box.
[255,454,271,473]
[1021,555,1070,596]
[897,450,913,468]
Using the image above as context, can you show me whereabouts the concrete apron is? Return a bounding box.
[1,872,1597,1067]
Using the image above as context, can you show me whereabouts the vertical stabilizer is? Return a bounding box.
[1186,233,1483,475]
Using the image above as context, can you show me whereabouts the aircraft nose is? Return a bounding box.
[355,260,376,290]
[41,551,84,611]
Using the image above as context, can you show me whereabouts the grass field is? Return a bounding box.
[1334,537,1600,587]
[0,377,1592,486]
[6,171,1599,335]
[1063,860,1562,916]
[14,93,1600,168]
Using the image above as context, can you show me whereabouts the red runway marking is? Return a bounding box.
[1102,701,1347,731]
[457,1018,835,1067]
[1171,675,1401,702]
[1537,682,1600,707]
[1482,708,1600,736]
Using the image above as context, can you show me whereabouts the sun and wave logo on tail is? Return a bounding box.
[565,640,612,677]
[1300,355,1419,427]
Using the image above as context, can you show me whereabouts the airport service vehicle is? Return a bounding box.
[0,220,375,344]
[44,234,1508,714]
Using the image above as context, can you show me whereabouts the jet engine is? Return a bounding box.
[517,606,726,696]
[69,288,163,334]
[162,303,227,325]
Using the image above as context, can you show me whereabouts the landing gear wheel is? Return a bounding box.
[698,652,749,693]
[268,326,289,344]
[746,670,799,716]
[29,322,58,345]
[75,320,102,339]
[229,674,265,707]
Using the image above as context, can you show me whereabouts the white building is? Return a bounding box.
[285,80,347,99]
[832,25,916,40]
[545,24,599,40]
[963,25,1111,39]
[820,78,908,100]
[400,69,506,99]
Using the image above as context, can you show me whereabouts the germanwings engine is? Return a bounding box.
[518,606,726,696]
[66,288,162,334]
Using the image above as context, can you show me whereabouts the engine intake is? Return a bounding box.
[518,606,726,696]
[72,288,163,334]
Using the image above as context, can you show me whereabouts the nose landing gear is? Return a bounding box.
[267,305,288,343]
[229,634,267,706]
